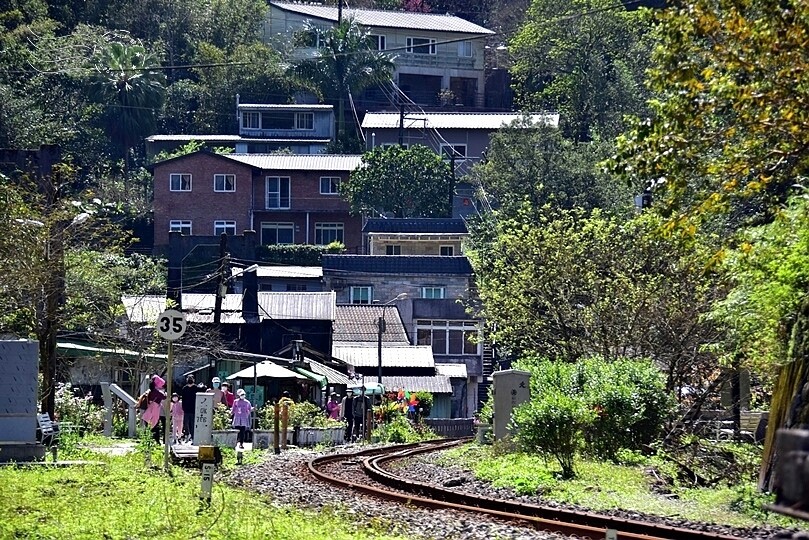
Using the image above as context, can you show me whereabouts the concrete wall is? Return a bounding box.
[0,340,39,442]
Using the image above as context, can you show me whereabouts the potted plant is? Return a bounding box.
[413,391,434,418]
[211,404,239,447]
[252,404,294,450]
[290,402,345,446]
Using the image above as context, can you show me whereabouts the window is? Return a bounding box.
[286,283,308,292]
[170,173,192,192]
[214,174,235,192]
[350,286,372,304]
[458,40,473,57]
[261,222,294,245]
[315,222,344,245]
[422,286,445,299]
[242,111,260,129]
[214,220,236,236]
[406,37,436,55]
[385,245,401,255]
[169,220,192,235]
[367,34,386,50]
[320,176,341,195]
[416,320,479,355]
[295,112,314,130]
[440,245,454,256]
[266,177,291,209]
[440,144,467,160]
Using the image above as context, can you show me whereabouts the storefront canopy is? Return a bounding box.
[226,361,307,381]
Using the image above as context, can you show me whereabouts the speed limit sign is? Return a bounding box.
[157,309,187,341]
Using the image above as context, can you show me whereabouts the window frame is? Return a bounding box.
[295,112,314,130]
[214,220,236,236]
[349,286,373,305]
[242,111,260,129]
[319,176,341,195]
[458,40,473,57]
[169,220,192,235]
[213,173,236,192]
[440,245,454,256]
[169,173,192,192]
[385,245,401,255]
[368,34,386,51]
[440,143,467,160]
[416,319,480,356]
[422,286,445,299]
[315,222,344,245]
[406,37,436,55]
[266,176,291,209]
[260,222,295,245]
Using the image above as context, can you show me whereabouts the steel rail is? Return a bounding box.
[308,440,746,540]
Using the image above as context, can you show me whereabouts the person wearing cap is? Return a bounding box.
[211,377,225,406]
[231,388,253,449]
[143,375,167,443]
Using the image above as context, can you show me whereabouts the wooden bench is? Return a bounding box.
[36,413,60,448]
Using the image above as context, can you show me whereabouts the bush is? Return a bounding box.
[212,404,232,430]
[373,415,436,443]
[512,390,596,478]
[255,242,343,266]
[412,391,434,416]
[54,383,104,434]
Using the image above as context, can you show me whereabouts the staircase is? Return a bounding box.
[477,342,495,412]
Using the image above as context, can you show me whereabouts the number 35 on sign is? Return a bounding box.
[157,309,187,341]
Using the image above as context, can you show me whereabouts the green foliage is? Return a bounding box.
[412,391,433,411]
[510,0,652,142]
[344,145,452,218]
[54,383,104,434]
[212,404,232,430]
[372,415,436,443]
[374,400,404,423]
[287,401,342,428]
[255,242,344,266]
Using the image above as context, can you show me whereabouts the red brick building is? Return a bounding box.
[151,151,364,252]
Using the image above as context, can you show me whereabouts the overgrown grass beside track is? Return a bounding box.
[442,443,803,530]
[0,436,402,540]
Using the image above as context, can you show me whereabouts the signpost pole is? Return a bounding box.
[156,308,187,473]
[163,341,173,471]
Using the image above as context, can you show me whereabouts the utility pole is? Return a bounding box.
[377,314,386,384]
[398,98,405,146]
[337,0,343,24]
[213,233,229,378]
[449,151,456,217]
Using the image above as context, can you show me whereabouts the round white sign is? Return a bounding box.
[157,309,187,341]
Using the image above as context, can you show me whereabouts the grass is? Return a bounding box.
[0,436,404,540]
[441,443,804,530]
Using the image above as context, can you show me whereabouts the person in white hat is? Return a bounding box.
[211,376,225,406]
[231,388,253,449]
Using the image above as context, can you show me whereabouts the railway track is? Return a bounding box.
[308,439,746,540]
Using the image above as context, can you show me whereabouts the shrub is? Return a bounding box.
[54,383,104,434]
[255,242,344,266]
[512,390,596,478]
[212,404,232,430]
[373,415,436,443]
[285,401,343,428]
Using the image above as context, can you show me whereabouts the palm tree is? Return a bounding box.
[90,41,166,180]
[291,18,394,148]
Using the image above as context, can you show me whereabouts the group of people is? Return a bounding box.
[139,374,252,448]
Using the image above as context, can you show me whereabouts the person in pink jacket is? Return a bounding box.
[231,389,253,449]
[170,393,184,444]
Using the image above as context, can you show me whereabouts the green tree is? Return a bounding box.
[471,119,633,218]
[344,145,452,218]
[290,18,394,146]
[89,40,166,173]
[510,0,652,142]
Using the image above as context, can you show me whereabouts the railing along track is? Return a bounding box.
[308,439,746,540]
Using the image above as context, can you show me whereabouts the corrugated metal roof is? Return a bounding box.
[306,359,352,385]
[58,341,168,360]
[182,293,243,312]
[435,363,468,379]
[146,135,243,142]
[146,135,330,144]
[271,1,494,34]
[322,255,473,275]
[361,112,560,130]
[238,103,334,110]
[333,345,434,368]
[363,218,468,234]
[333,305,410,344]
[257,291,336,320]
[224,153,362,171]
[381,375,452,393]
[231,265,323,279]
[122,295,166,324]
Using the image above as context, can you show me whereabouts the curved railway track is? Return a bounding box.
[308,439,746,540]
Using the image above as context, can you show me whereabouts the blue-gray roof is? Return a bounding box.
[322,255,473,275]
[362,218,468,234]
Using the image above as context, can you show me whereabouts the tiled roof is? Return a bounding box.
[435,363,468,378]
[333,305,410,344]
[381,375,452,393]
[122,295,166,324]
[224,153,363,171]
[362,218,468,234]
[361,112,560,130]
[322,255,473,275]
[333,345,434,368]
[270,1,494,34]
[232,265,323,279]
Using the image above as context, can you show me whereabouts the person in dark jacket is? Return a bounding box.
[180,375,200,442]
[342,394,354,442]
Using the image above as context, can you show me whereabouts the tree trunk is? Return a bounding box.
[759,297,809,490]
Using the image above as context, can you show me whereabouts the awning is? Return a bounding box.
[294,367,328,389]
[226,361,307,380]
[306,359,351,386]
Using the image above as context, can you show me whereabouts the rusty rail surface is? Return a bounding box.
[308,440,746,540]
